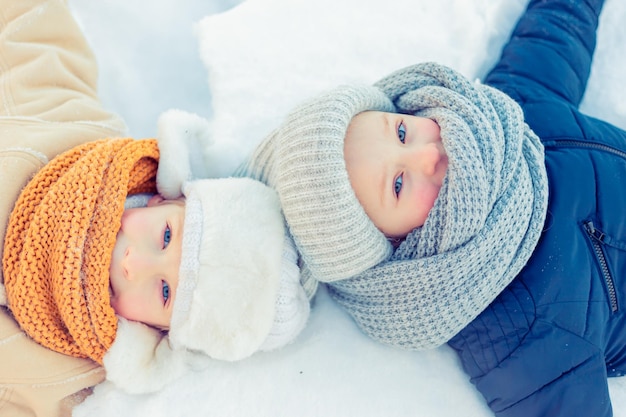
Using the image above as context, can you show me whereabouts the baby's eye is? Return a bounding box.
[162,280,170,305]
[397,122,406,143]
[394,174,403,197]
[163,225,171,249]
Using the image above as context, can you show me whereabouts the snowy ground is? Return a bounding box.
[69,0,626,416]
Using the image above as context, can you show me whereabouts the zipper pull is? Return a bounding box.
[584,221,605,242]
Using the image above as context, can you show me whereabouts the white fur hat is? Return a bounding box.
[104,110,309,394]
[170,176,285,360]
[155,109,309,361]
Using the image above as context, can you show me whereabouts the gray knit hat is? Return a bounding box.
[238,85,397,283]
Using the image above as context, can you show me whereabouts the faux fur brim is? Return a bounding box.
[156,108,244,198]
[104,318,191,394]
[170,177,285,361]
[156,109,214,198]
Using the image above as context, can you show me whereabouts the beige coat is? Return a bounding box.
[0,0,127,415]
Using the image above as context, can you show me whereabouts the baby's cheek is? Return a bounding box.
[109,297,123,316]
[424,185,441,213]
[410,185,441,229]
[110,296,140,321]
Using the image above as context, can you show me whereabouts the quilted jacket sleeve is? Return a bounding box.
[485,327,612,417]
[449,284,613,417]
[484,0,605,108]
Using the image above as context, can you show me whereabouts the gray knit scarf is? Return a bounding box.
[327,63,549,349]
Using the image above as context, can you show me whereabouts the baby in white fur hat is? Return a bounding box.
[103,110,310,394]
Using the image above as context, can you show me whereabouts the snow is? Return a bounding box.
[68,0,626,415]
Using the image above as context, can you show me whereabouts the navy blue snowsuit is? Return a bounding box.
[448,0,626,415]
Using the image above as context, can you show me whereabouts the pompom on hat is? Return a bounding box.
[104,110,309,394]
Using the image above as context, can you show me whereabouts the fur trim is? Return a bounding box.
[104,318,198,394]
[156,109,213,198]
[169,177,286,361]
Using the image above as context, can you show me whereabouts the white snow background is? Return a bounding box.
[69,0,626,415]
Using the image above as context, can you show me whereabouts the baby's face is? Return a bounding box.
[344,111,448,239]
[109,195,185,330]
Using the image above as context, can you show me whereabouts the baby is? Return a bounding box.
[1,110,309,394]
[235,0,624,414]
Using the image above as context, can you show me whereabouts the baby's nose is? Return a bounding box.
[411,143,442,177]
[122,246,152,281]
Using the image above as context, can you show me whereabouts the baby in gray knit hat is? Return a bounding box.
[236,62,548,350]
[230,1,626,415]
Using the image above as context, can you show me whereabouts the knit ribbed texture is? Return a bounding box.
[236,86,396,282]
[239,62,548,350]
[3,138,159,364]
[260,235,310,351]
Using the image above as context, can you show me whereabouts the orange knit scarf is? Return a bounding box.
[3,138,159,364]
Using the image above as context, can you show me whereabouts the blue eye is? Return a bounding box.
[394,175,403,196]
[162,280,170,305]
[398,122,406,143]
[163,225,171,249]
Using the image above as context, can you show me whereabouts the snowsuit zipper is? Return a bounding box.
[547,139,626,313]
[550,139,626,159]
[584,221,618,313]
